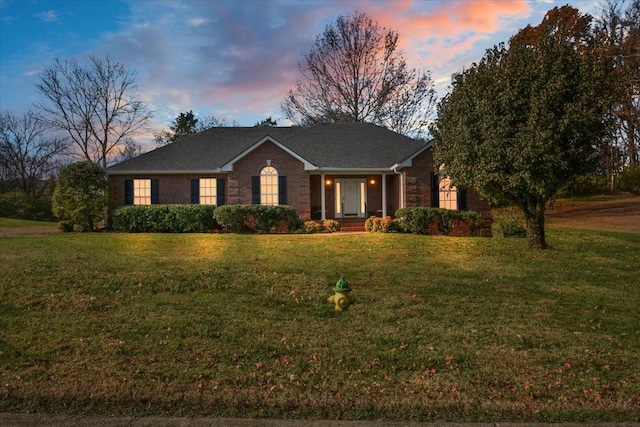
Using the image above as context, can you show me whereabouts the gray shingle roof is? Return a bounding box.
[106,123,429,173]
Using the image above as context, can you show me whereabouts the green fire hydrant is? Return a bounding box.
[328,277,352,311]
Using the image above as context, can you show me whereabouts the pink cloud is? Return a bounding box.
[365,0,531,38]
[355,0,532,67]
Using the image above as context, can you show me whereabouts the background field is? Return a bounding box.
[1,196,638,422]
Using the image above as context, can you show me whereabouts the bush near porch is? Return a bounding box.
[366,207,482,236]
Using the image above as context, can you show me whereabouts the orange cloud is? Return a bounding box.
[366,0,531,37]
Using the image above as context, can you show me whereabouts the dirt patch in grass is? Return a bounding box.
[546,194,640,233]
[0,218,59,236]
[0,226,59,237]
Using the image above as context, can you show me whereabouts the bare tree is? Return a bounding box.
[197,115,240,130]
[595,0,640,174]
[35,55,154,168]
[0,110,67,197]
[281,11,436,138]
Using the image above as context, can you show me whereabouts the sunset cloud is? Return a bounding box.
[0,0,598,144]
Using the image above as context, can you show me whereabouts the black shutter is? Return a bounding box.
[430,173,439,208]
[124,179,133,205]
[191,179,199,204]
[278,176,287,205]
[251,176,260,204]
[216,178,225,206]
[458,188,467,211]
[151,179,159,204]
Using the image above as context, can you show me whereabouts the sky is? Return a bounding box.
[0,0,599,148]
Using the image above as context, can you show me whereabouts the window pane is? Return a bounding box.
[133,179,151,205]
[438,176,457,210]
[260,166,278,206]
[199,178,217,205]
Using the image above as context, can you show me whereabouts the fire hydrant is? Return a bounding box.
[328,277,352,311]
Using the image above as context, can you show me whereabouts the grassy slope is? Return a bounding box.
[0,197,638,421]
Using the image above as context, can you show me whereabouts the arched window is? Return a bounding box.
[260,166,279,205]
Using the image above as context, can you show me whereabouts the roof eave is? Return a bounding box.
[106,169,223,175]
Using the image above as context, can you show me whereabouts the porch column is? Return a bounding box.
[399,171,405,209]
[382,173,387,217]
[320,173,326,220]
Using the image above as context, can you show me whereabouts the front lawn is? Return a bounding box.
[0,215,638,421]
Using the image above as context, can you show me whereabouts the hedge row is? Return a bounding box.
[0,192,55,221]
[213,204,301,233]
[112,204,217,233]
[365,207,481,235]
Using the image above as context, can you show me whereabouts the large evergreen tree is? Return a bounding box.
[431,6,612,249]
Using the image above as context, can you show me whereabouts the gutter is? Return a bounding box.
[106,170,224,175]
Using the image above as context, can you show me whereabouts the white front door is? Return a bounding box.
[336,179,366,218]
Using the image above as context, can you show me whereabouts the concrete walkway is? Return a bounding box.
[1,414,638,427]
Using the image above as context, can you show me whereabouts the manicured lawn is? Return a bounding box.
[1,205,639,422]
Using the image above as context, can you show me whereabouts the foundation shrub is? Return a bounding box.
[322,219,340,232]
[364,216,394,232]
[302,219,340,233]
[112,204,217,233]
[392,207,481,235]
[214,204,301,233]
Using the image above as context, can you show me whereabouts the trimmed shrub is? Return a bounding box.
[213,205,301,233]
[52,161,109,231]
[364,216,394,232]
[302,219,340,233]
[322,219,340,232]
[392,207,481,235]
[303,220,324,233]
[0,192,55,221]
[492,207,526,238]
[112,204,217,233]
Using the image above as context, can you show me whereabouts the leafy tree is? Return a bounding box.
[281,11,436,138]
[595,0,640,177]
[0,110,67,197]
[254,116,278,127]
[52,161,109,231]
[431,6,612,249]
[36,55,154,168]
[154,110,199,146]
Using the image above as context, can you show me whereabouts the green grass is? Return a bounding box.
[1,226,639,422]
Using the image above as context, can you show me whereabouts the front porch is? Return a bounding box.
[309,173,400,222]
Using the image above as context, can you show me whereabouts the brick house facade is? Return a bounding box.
[106,123,492,233]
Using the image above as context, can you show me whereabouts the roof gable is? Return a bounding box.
[220,135,317,171]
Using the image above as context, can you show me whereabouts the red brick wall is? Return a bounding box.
[404,148,434,207]
[108,173,226,211]
[402,146,493,235]
[227,141,310,218]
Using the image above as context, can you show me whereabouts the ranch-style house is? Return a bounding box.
[106,122,492,233]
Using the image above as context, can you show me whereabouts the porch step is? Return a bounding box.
[337,219,366,232]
